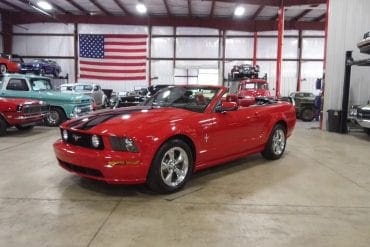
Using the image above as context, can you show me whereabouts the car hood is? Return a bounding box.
[63,106,197,135]
[0,97,42,106]
[37,90,91,103]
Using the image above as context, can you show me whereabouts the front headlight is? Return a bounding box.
[349,106,358,117]
[74,107,82,114]
[110,136,139,152]
[62,129,68,141]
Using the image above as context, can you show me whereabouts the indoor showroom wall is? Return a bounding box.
[325,0,370,119]
[12,23,324,94]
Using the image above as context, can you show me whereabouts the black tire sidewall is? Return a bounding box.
[147,139,193,193]
[301,108,314,122]
[46,108,65,127]
[0,64,7,74]
[262,124,287,160]
[0,118,7,136]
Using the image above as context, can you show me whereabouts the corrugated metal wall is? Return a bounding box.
[324,0,370,126]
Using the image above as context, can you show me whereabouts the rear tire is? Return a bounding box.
[301,108,314,122]
[365,128,370,136]
[15,125,34,131]
[261,124,287,160]
[0,64,7,74]
[147,139,193,193]
[0,118,7,136]
[46,107,66,127]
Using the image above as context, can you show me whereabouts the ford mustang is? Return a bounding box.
[54,85,296,193]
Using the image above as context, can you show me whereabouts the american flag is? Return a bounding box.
[78,34,147,80]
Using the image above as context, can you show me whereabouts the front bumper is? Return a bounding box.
[53,139,150,184]
[356,119,370,129]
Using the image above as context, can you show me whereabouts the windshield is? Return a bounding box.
[30,78,53,91]
[143,86,219,113]
[75,85,93,92]
[241,82,268,90]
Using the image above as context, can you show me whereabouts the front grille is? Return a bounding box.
[81,99,91,104]
[357,108,370,120]
[22,104,49,116]
[58,159,103,178]
[61,129,104,150]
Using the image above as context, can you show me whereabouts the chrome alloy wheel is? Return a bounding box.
[47,110,60,126]
[160,147,189,187]
[272,129,286,155]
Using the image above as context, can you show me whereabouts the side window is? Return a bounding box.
[6,79,29,91]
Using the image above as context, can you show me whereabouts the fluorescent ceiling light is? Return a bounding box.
[136,3,147,14]
[37,1,52,11]
[234,6,245,16]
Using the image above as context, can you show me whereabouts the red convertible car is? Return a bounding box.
[54,85,296,193]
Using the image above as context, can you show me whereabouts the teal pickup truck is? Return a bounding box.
[0,74,92,126]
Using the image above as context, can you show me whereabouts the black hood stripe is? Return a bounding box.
[67,106,152,130]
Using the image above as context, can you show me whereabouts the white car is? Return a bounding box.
[61,83,108,108]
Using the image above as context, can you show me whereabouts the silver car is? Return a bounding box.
[61,83,108,108]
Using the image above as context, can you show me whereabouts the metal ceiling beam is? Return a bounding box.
[112,0,130,15]
[88,0,111,15]
[313,13,326,21]
[52,3,73,15]
[209,0,215,17]
[11,13,325,31]
[250,6,264,20]
[209,0,326,6]
[163,0,171,16]
[188,0,192,17]
[291,9,312,21]
[64,0,90,15]
[1,0,28,12]
[16,0,53,17]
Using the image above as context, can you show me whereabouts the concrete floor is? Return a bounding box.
[0,122,370,247]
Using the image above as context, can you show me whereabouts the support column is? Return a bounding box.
[74,23,78,82]
[275,2,285,98]
[253,31,258,66]
[1,12,13,54]
[148,25,152,86]
[222,30,226,86]
[321,0,330,129]
[296,30,303,91]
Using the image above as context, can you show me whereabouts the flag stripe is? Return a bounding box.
[104,34,147,39]
[105,38,147,43]
[105,42,147,46]
[80,64,145,70]
[81,67,146,73]
[104,48,147,53]
[104,56,146,59]
[79,34,147,80]
[80,60,146,66]
[80,74,146,81]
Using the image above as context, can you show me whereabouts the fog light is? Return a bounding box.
[91,135,100,148]
[62,130,68,141]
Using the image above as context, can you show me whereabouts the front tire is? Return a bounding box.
[0,64,7,74]
[301,108,314,122]
[147,139,193,193]
[15,125,34,131]
[261,124,287,160]
[46,107,66,127]
[0,118,7,136]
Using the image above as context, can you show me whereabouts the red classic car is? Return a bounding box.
[0,97,49,135]
[54,85,296,193]
[0,54,22,73]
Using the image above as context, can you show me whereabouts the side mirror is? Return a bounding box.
[216,101,238,113]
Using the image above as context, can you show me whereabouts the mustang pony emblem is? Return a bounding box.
[72,134,81,141]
